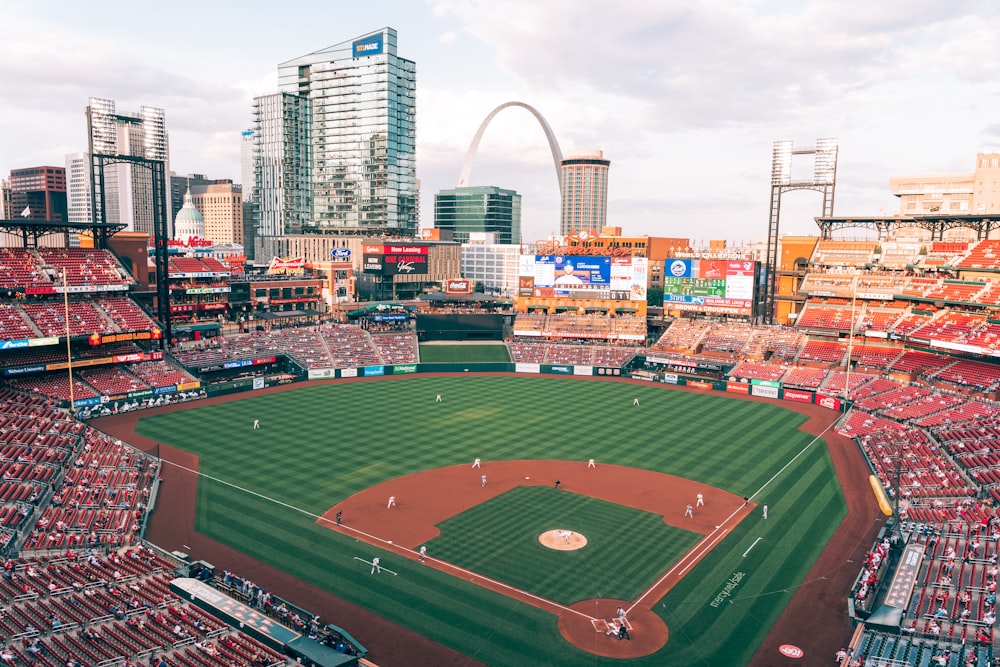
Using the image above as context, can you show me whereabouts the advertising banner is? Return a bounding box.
[783,389,814,403]
[308,368,335,379]
[352,33,384,57]
[364,244,428,275]
[726,381,750,394]
[515,363,541,374]
[373,313,408,322]
[817,394,842,411]
[751,379,781,388]
[751,384,779,398]
[340,368,358,378]
[29,337,60,347]
[252,378,265,390]
[548,365,573,375]
[392,364,418,374]
[2,364,46,377]
[363,365,385,377]
[573,366,593,376]
[661,373,679,384]
[445,279,472,294]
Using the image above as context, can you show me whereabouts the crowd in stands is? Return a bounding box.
[0,388,354,666]
[511,313,647,343]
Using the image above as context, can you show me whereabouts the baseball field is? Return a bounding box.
[121,373,851,666]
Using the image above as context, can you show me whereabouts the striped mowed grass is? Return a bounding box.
[417,343,511,363]
[135,375,845,667]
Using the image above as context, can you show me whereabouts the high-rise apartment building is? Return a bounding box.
[9,166,68,222]
[252,92,310,253]
[240,129,255,203]
[434,186,521,245]
[253,27,417,262]
[65,153,93,223]
[560,149,610,237]
[240,129,258,259]
[86,97,171,237]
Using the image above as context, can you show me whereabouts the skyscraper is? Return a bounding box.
[65,153,93,223]
[434,186,521,245]
[252,92,310,247]
[255,27,416,251]
[560,149,610,237]
[85,97,171,236]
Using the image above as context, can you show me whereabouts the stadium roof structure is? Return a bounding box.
[0,218,129,248]
[417,292,512,303]
[814,214,1000,241]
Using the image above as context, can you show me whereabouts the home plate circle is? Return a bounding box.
[539,529,587,551]
[778,644,804,659]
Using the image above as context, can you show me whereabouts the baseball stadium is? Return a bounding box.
[2,183,1000,667]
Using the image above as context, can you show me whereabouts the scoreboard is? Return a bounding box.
[663,259,757,316]
[518,255,648,302]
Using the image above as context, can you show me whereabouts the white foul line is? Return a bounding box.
[742,537,762,558]
[630,418,836,613]
[157,458,595,621]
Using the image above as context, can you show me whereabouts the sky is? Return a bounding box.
[2,0,999,244]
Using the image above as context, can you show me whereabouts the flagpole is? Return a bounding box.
[62,269,75,411]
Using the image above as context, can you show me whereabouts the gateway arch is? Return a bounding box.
[457,101,564,192]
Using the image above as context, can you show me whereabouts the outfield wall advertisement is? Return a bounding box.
[518,255,648,301]
[663,259,757,316]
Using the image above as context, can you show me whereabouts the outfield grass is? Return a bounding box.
[431,486,702,605]
[418,343,511,362]
[135,376,845,666]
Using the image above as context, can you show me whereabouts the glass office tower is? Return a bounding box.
[434,186,521,244]
[277,27,417,236]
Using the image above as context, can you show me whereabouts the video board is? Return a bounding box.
[518,255,648,301]
[663,259,757,316]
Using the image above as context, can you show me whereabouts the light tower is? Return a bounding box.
[759,138,838,323]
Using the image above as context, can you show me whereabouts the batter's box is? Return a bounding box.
[591,618,633,634]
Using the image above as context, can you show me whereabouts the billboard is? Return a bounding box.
[518,255,648,301]
[663,259,757,316]
[444,278,472,294]
[352,33,383,57]
[363,244,428,276]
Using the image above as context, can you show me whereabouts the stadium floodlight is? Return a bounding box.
[771,141,792,186]
[814,138,839,185]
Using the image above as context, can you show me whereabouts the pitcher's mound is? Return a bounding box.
[539,529,587,550]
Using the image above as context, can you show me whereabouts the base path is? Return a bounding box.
[320,459,752,657]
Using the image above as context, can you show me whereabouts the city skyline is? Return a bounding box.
[2,0,999,244]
